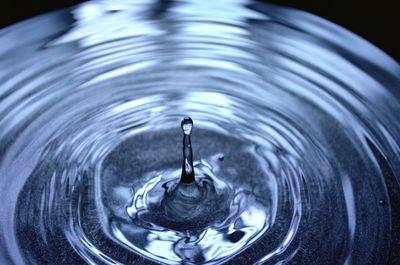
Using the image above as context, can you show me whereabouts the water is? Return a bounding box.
[121,117,270,263]
[0,0,400,264]
[180,117,195,183]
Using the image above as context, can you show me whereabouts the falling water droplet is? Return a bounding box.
[181,117,195,183]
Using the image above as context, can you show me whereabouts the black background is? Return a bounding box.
[0,1,398,62]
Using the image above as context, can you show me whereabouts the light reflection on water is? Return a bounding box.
[0,0,399,264]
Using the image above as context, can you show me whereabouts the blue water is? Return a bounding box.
[0,0,399,264]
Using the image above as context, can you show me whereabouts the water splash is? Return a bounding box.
[123,120,270,263]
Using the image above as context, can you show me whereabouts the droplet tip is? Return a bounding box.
[181,117,193,135]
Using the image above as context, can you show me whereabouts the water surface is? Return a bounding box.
[0,0,400,264]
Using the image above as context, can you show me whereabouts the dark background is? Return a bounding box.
[0,1,398,62]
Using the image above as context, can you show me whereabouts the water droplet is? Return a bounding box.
[181,117,195,183]
[181,117,193,135]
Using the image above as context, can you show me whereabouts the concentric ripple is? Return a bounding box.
[0,0,400,264]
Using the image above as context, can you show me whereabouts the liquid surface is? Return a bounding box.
[0,0,400,264]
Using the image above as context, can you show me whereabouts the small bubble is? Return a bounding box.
[379,199,385,206]
[218,154,224,161]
